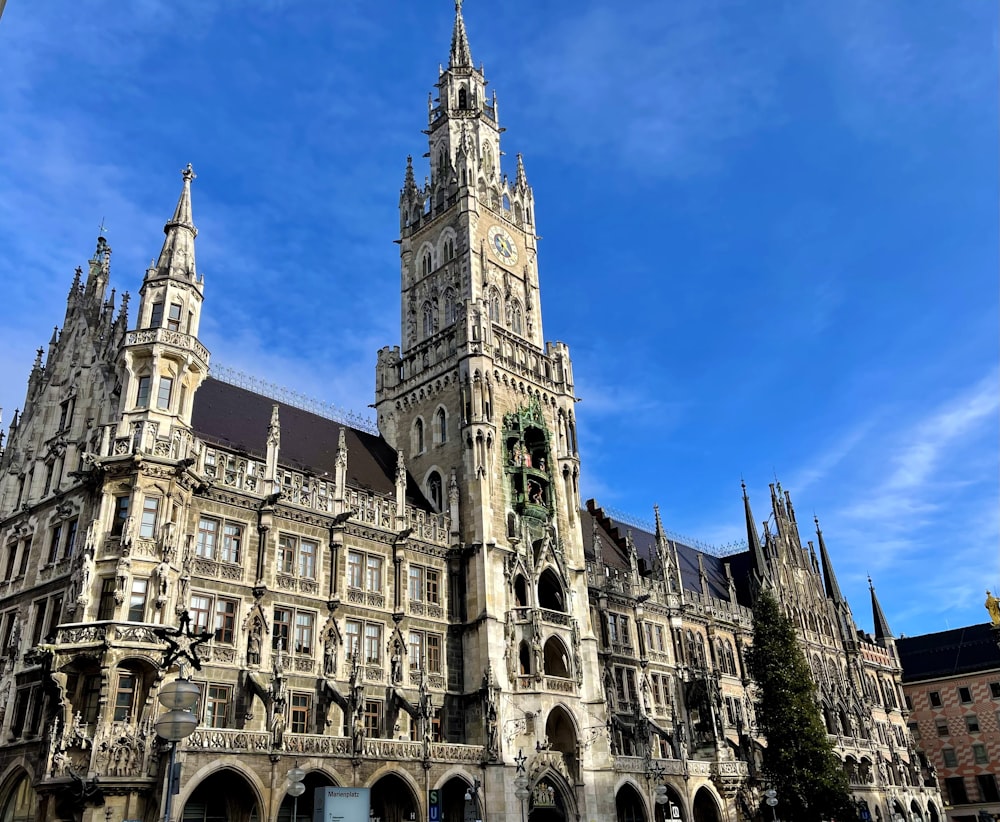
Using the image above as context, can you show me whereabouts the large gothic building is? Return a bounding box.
[0,5,945,822]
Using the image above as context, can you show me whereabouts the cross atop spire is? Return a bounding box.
[450,0,473,69]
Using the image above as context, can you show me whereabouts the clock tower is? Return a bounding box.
[374,1,607,807]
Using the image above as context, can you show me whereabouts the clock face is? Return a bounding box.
[487,225,519,265]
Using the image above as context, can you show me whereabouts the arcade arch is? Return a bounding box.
[180,766,263,822]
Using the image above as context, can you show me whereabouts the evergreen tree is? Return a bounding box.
[747,589,855,822]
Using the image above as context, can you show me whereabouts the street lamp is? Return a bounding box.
[764,788,778,822]
[513,749,530,822]
[286,766,306,822]
[154,678,201,822]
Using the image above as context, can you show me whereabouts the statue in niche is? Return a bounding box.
[531,625,544,681]
[246,619,263,666]
[323,629,339,678]
[390,636,404,685]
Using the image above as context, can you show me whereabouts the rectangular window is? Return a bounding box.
[30,601,46,647]
[196,517,218,559]
[929,691,942,708]
[965,715,980,733]
[945,776,968,805]
[136,375,152,408]
[295,612,314,655]
[290,693,311,734]
[65,519,78,559]
[166,303,182,332]
[111,495,130,536]
[363,699,381,738]
[205,684,231,729]
[150,302,164,328]
[908,721,920,741]
[426,569,440,604]
[2,544,15,581]
[16,542,29,578]
[113,672,136,722]
[655,625,666,652]
[139,496,159,539]
[608,614,619,644]
[904,694,913,710]
[45,595,62,640]
[48,525,63,565]
[97,577,117,620]
[409,566,424,602]
[426,634,442,673]
[942,748,958,767]
[190,595,212,632]
[273,607,292,652]
[80,674,102,725]
[214,598,237,644]
[221,522,243,563]
[156,376,173,410]
[978,774,1000,803]
[347,551,363,589]
[620,616,631,647]
[298,540,317,579]
[958,686,972,703]
[990,681,1000,699]
[345,619,361,660]
[973,743,988,764]
[364,623,382,664]
[365,555,383,592]
[277,535,296,575]
[409,632,424,670]
[127,578,148,622]
[936,719,949,736]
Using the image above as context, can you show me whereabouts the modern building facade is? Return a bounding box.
[898,622,1000,822]
[0,4,945,822]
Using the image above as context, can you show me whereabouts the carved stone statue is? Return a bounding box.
[323,629,339,678]
[531,626,543,681]
[247,620,263,666]
[986,590,1000,626]
[390,639,404,685]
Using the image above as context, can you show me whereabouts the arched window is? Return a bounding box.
[427,471,443,512]
[488,290,502,323]
[443,288,456,325]
[435,407,447,444]
[502,193,511,211]
[413,418,425,454]
[483,144,494,178]
[421,251,432,277]
[422,302,434,337]
[510,300,522,334]
[437,148,446,174]
[458,86,468,109]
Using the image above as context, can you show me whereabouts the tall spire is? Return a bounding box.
[815,516,844,603]
[743,481,768,580]
[869,576,893,641]
[449,0,473,69]
[152,164,198,281]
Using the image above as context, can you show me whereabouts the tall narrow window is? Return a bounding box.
[426,569,440,604]
[298,540,317,579]
[273,607,291,652]
[113,672,137,722]
[127,579,148,622]
[409,632,424,670]
[345,620,361,660]
[364,623,382,664]
[414,418,425,453]
[347,552,363,589]
[166,303,182,332]
[436,408,447,443]
[365,555,383,592]
[277,535,296,575]
[205,685,231,729]
[422,301,434,337]
[427,634,442,673]
[65,520,78,559]
[48,525,63,565]
[149,302,164,328]
[427,471,443,512]
[444,289,456,325]
[221,522,242,563]
[295,612,314,654]
[214,599,237,644]
[196,517,219,559]
[190,595,211,632]
[291,693,311,734]
[156,377,173,411]
[138,497,159,539]
[97,578,117,620]
[409,566,424,603]
[136,376,151,408]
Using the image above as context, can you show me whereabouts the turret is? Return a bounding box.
[869,576,896,658]
[743,481,769,586]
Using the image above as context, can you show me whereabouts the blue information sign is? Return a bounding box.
[429,789,442,822]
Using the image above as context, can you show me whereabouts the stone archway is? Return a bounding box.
[0,771,36,822]
[654,784,686,822]
[440,775,480,822]
[544,705,579,781]
[528,772,574,822]
[927,801,940,822]
[371,772,420,822]
[616,782,648,822]
[277,770,339,822]
[692,786,722,822]
[910,800,924,822]
[181,767,263,822]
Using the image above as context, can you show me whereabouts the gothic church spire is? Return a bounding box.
[449,0,473,69]
[151,164,198,282]
[815,516,844,603]
[869,576,893,641]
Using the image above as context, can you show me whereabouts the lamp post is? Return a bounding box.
[764,788,778,822]
[513,749,530,822]
[154,678,201,822]
[464,778,482,822]
[286,766,306,822]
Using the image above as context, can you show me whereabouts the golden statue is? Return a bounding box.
[986,590,1000,626]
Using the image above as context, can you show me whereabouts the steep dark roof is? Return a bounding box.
[897,623,1000,682]
[582,501,755,606]
[191,377,431,508]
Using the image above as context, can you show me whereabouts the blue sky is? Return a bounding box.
[0,0,996,638]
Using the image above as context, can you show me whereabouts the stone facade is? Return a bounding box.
[0,4,945,822]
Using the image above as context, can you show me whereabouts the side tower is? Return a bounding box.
[375,3,607,817]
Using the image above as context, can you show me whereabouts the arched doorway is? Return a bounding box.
[371,773,419,822]
[0,772,36,822]
[616,782,647,822]
[544,706,579,781]
[654,784,685,822]
[692,787,722,822]
[181,767,262,821]
[277,770,338,822]
[440,775,481,822]
[528,773,572,822]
